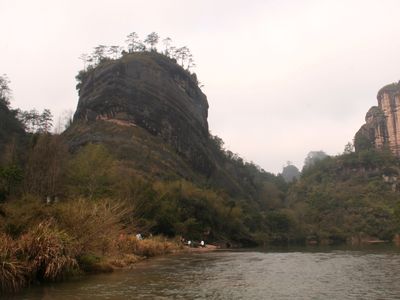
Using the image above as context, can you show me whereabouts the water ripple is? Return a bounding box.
[16,247,400,300]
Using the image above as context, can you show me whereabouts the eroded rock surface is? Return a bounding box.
[70,52,214,175]
[355,81,400,154]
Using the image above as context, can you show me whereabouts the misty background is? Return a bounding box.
[1,0,400,173]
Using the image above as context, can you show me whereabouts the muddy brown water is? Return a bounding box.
[13,245,400,299]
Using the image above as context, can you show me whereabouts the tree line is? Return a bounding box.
[79,32,196,72]
[0,75,53,134]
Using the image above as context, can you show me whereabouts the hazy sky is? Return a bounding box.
[1,0,400,174]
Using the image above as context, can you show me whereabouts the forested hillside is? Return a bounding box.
[287,148,400,244]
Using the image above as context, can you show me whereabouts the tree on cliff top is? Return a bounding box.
[76,32,200,93]
[92,45,108,64]
[108,46,122,59]
[144,32,159,51]
[162,37,172,55]
[126,32,139,53]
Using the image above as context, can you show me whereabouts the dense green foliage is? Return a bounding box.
[0,104,291,248]
[287,149,400,244]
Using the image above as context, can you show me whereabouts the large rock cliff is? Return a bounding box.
[65,51,280,200]
[355,81,400,154]
[66,52,214,177]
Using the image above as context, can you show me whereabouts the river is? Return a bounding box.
[14,245,400,299]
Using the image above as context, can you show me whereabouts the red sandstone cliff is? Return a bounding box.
[355,81,400,154]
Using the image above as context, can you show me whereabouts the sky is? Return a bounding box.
[1,0,400,174]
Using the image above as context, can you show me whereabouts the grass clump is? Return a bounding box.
[0,196,181,294]
[19,220,78,281]
[54,198,132,256]
[119,235,181,258]
[77,254,113,273]
[0,234,28,293]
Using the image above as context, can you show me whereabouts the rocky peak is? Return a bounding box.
[74,52,208,134]
[355,81,400,154]
[69,51,214,175]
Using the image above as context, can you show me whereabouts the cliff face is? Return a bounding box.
[68,52,214,176]
[355,82,400,154]
[377,82,400,155]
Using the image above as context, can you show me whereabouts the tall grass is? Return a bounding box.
[0,197,179,294]
[118,235,181,258]
[54,198,134,256]
[19,220,78,281]
[0,234,28,293]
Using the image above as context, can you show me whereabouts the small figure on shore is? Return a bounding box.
[188,240,192,247]
[200,240,205,247]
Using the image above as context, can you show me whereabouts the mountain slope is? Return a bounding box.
[63,51,289,244]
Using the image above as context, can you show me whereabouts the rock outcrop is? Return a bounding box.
[355,81,400,154]
[68,52,214,176]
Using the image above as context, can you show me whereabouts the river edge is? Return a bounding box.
[4,243,220,299]
[13,245,400,300]
[106,243,219,271]
[10,243,400,299]
[15,241,397,297]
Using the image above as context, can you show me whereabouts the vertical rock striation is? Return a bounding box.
[355,81,400,155]
[68,51,214,176]
[377,82,400,155]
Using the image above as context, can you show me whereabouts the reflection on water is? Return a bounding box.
[15,245,400,299]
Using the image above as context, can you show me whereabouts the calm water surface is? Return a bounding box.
[15,246,400,299]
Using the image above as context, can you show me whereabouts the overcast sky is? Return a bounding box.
[1,0,400,174]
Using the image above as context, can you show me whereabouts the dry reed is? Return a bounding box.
[0,234,28,293]
[19,220,78,281]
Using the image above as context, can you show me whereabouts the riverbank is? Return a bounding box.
[184,244,219,253]
[0,226,182,295]
[0,197,224,296]
[16,245,400,299]
[89,240,219,272]
[0,225,221,297]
